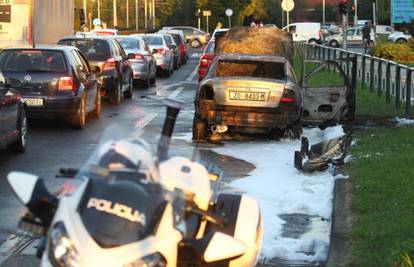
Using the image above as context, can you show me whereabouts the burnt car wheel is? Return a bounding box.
[92,90,102,119]
[72,93,87,129]
[286,118,302,140]
[192,113,207,141]
[123,77,133,99]
[11,109,28,153]
[110,81,122,105]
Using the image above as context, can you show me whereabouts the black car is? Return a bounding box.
[0,46,101,129]
[0,72,27,152]
[58,36,133,105]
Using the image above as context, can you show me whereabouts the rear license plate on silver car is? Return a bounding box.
[22,98,44,107]
[229,91,266,102]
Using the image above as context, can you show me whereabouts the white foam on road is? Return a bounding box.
[395,117,414,126]
[212,125,345,263]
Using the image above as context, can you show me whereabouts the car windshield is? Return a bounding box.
[116,38,140,50]
[143,36,163,46]
[215,59,285,80]
[206,42,215,53]
[58,39,109,62]
[0,50,67,73]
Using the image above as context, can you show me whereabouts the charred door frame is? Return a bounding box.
[299,56,357,125]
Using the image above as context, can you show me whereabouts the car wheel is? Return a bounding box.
[308,39,318,45]
[72,93,87,129]
[11,109,28,153]
[286,117,302,140]
[110,81,122,105]
[192,113,207,141]
[174,60,179,70]
[396,38,408,44]
[92,89,102,119]
[191,39,201,48]
[182,57,187,65]
[330,40,340,47]
[150,74,156,84]
[123,77,133,99]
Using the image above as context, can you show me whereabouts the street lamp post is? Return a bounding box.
[97,0,100,20]
[127,0,130,29]
[136,0,139,30]
[322,0,325,26]
[83,0,87,27]
[152,0,155,29]
[113,0,118,27]
[144,0,148,30]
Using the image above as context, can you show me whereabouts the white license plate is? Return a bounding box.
[22,98,44,107]
[229,91,266,102]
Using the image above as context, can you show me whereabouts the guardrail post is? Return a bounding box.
[396,65,401,109]
[377,60,383,96]
[318,46,321,59]
[385,62,391,103]
[405,68,412,118]
[346,53,350,77]
[370,57,375,92]
[313,44,317,59]
[361,55,366,89]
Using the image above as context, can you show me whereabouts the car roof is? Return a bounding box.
[1,45,76,52]
[216,53,287,63]
[60,34,115,41]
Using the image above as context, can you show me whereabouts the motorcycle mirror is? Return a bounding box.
[157,98,185,161]
[7,172,57,226]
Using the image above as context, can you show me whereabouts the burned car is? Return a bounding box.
[193,53,302,141]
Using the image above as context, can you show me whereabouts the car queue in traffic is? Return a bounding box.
[0,27,201,154]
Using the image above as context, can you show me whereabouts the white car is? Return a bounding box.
[282,22,322,44]
[388,31,412,43]
[326,27,375,47]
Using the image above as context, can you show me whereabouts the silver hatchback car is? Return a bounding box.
[116,36,157,88]
[133,34,174,77]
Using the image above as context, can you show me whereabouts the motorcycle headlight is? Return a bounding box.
[48,222,80,267]
[124,253,167,267]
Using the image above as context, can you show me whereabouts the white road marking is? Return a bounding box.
[168,86,184,99]
[191,53,200,58]
[186,67,199,82]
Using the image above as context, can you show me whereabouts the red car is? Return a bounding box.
[158,30,188,65]
[198,40,215,81]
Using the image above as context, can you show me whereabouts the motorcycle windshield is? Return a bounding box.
[73,123,186,248]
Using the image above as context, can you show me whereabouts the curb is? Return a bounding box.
[326,178,351,267]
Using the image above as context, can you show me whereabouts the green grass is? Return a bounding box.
[347,126,414,267]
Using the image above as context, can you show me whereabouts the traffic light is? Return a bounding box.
[350,4,355,16]
[339,0,348,15]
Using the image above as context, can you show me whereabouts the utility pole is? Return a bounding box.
[198,9,201,30]
[135,0,139,30]
[127,0,129,29]
[113,0,118,27]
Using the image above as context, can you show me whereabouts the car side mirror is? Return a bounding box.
[93,66,101,73]
[127,53,136,60]
[7,172,57,226]
[152,48,158,54]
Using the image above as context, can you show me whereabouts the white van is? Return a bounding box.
[282,22,322,44]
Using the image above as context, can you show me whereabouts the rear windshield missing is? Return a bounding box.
[0,50,67,73]
[143,36,163,46]
[58,39,109,61]
[116,38,140,50]
[215,60,285,80]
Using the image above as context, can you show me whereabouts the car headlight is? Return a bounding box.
[124,253,167,267]
[48,222,80,267]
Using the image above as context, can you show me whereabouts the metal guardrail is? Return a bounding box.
[294,42,414,118]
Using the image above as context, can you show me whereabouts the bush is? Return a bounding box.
[373,42,414,63]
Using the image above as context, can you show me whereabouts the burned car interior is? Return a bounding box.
[214,60,286,80]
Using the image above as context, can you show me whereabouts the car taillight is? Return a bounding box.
[199,53,214,68]
[157,48,166,54]
[104,58,116,71]
[280,89,296,103]
[58,77,74,91]
[134,54,144,62]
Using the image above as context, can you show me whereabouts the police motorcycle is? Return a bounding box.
[7,99,263,267]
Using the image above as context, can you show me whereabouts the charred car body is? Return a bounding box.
[193,53,302,141]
